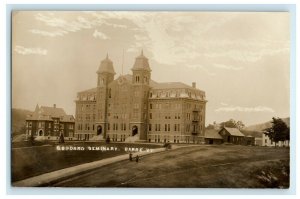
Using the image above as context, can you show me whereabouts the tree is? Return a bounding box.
[206,124,215,129]
[236,120,245,130]
[220,119,245,130]
[264,117,289,147]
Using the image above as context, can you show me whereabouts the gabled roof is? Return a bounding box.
[61,115,75,122]
[205,129,223,139]
[222,127,245,137]
[39,106,66,118]
[26,105,72,121]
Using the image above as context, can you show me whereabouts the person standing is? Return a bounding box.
[129,153,133,161]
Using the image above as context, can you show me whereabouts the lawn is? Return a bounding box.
[11,141,162,182]
[51,145,290,188]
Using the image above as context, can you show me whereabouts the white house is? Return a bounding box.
[262,133,289,147]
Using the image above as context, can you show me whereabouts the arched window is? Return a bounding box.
[135,75,140,83]
[108,88,112,98]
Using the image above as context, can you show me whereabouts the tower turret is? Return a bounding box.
[95,53,115,139]
[132,50,151,85]
[130,50,152,141]
[97,53,116,87]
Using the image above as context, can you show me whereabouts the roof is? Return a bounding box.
[78,87,97,94]
[152,82,194,90]
[222,127,245,137]
[132,50,151,72]
[205,129,223,139]
[61,115,75,122]
[39,106,66,118]
[97,54,116,74]
[26,104,73,122]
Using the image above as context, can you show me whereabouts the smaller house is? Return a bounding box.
[218,127,245,145]
[26,104,75,141]
[262,133,289,147]
[205,129,223,144]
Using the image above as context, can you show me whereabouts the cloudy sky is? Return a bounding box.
[12,11,290,126]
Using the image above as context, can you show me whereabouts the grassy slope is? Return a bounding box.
[52,145,290,188]
[11,142,162,182]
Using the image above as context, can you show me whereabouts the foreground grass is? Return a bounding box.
[11,142,162,182]
[52,145,290,188]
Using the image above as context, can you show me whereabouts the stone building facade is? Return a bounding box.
[25,104,75,141]
[75,51,207,143]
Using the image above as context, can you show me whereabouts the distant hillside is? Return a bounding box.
[12,108,32,136]
[244,117,290,132]
[206,117,290,138]
[240,130,264,138]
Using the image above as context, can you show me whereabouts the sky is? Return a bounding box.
[12,11,290,126]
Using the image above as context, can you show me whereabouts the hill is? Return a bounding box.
[12,108,32,136]
[244,117,290,132]
[206,117,290,138]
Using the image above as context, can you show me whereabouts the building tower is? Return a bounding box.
[96,54,116,139]
[130,50,152,141]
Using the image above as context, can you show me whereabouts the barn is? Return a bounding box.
[204,129,223,144]
[218,127,245,145]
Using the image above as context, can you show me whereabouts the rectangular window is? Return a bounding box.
[149,124,152,131]
[168,124,170,131]
[150,104,153,109]
[165,124,167,131]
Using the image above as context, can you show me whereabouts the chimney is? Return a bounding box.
[53,104,56,108]
[192,82,196,88]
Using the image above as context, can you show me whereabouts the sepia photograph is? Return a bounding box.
[11,11,290,188]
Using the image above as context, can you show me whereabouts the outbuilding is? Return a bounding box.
[218,127,245,145]
[205,129,223,144]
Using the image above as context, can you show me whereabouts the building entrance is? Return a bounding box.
[97,125,102,135]
[132,125,138,136]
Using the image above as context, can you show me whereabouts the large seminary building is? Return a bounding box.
[75,51,207,143]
